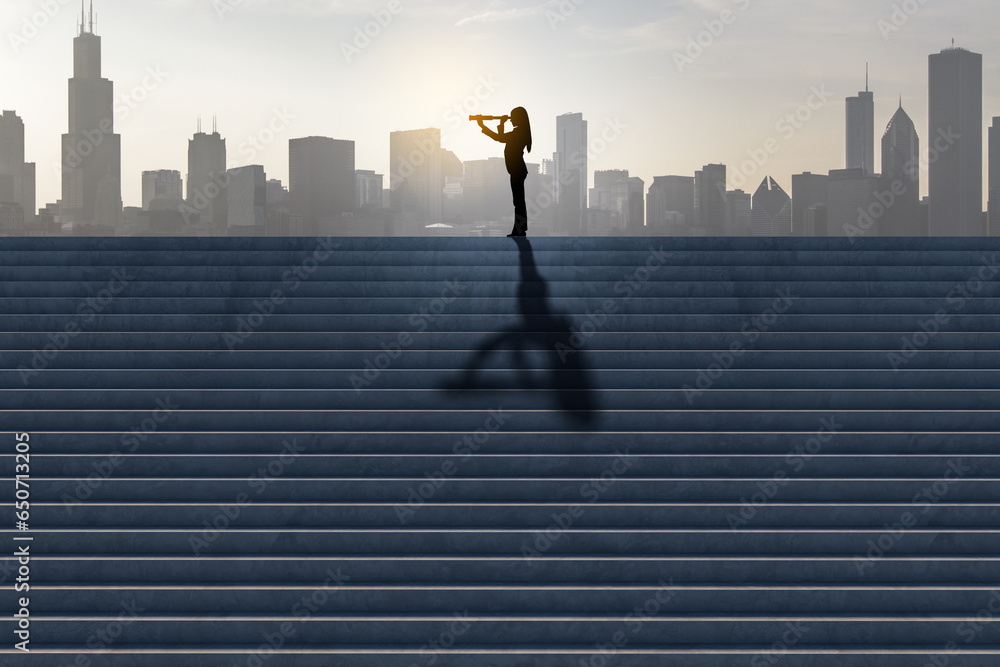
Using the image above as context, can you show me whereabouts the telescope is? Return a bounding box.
[470,115,509,122]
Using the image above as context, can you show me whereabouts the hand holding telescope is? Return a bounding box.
[470,115,510,123]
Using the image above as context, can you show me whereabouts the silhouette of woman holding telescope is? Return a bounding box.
[473,108,532,237]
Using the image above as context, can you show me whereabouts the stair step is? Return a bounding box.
[4,297,1000,316]
[21,554,1000,584]
[7,528,999,554]
[16,431,998,455]
[6,409,1000,432]
[17,502,1000,528]
[4,350,1000,371]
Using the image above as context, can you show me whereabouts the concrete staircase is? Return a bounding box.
[2,236,1000,666]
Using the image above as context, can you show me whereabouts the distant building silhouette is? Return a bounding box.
[186,123,227,233]
[463,158,511,225]
[440,148,465,226]
[929,47,983,236]
[34,202,62,236]
[846,71,875,175]
[0,203,25,236]
[0,110,35,225]
[591,169,631,233]
[647,176,694,235]
[61,4,121,231]
[226,165,266,234]
[265,178,292,236]
[989,117,999,236]
[266,179,288,207]
[141,170,183,211]
[725,189,752,237]
[803,204,828,237]
[751,177,792,237]
[356,170,384,211]
[694,164,726,236]
[389,128,441,233]
[628,177,645,232]
[791,172,829,236]
[441,150,463,180]
[442,182,463,225]
[880,102,922,236]
[554,113,587,235]
[290,136,356,236]
[827,168,879,238]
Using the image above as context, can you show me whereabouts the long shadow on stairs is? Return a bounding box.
[442,237,599,428]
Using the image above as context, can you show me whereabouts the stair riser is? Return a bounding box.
[17,504,1000,528]
[5,297,1000,316]
[6,282,1000,299]
[15,432,996,455]
[18,455,998,477]
[28,558,1000,584]
[3,617,1000,644]
[5,389,1000,411]
[10,532,998,554]
[4,411,999,431]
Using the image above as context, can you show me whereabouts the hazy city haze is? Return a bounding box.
[4,0,999,212]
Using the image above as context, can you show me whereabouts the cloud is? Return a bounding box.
[455,1,552,27]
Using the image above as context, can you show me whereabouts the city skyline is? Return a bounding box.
[3,0,999,213]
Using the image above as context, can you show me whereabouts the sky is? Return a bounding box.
[2,0,999,210]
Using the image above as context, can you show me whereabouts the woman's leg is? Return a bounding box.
[511,174,528,235]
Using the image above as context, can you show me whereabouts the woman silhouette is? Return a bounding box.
[478,107,532,237]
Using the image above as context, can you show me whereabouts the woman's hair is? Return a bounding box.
[511,107,532,153]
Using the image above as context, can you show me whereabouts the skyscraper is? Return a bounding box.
[694,164,726,236]
[846,71,875,175]
[0,204,25,236]
[265,179,291,237]
[791,172,829,236]
[827,168,879,238]
[554,113,588,235]
[388,129,440,233]
[186,121,227,232]
[989,117,999,236]
[356,170,384,210]
[929,46,983,236]
[647,176,694,234]
[591,170,630,232]
[725,189,752,237]
[0,113,23,205]
[462,158,510,225]
[803,205,828,238]
[0,110,35,224]
[290,136,356,236]
[751,177,792,237]
[61,2,122,229]
[226,165,267,233]
[628,177,645,232]
[880,102,921,236]
[142,170,183,210]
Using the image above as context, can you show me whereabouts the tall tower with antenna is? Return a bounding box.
[846,64,875,175]
[62,0,122,229]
